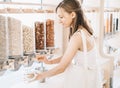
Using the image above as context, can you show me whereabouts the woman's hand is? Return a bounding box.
[35,73,44,81]
[35,55,49,64]
[24,72,44,83]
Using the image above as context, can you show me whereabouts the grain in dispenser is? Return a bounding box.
[46,19,54,48]
[22,25,35,54]
[35,21,45,50]
[8,17,23,57]
[0,15,8,60]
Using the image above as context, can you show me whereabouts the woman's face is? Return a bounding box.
[57,8,74,28]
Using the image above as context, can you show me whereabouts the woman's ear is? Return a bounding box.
[71,12,76,19]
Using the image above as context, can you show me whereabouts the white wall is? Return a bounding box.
[10,0,62,5]
[83,0,120,8]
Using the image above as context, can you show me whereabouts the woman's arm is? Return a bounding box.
[35,32,82,80]
[35,55,62,64]
[46,56,62,64]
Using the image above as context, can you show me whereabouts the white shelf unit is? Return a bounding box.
[102,0,120,88]
[105,31,120,49]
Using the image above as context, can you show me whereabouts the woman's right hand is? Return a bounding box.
[35,55,49,64]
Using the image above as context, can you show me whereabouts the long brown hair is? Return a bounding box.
[56,0,93,37]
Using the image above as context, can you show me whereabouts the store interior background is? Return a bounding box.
[0,0,120,88]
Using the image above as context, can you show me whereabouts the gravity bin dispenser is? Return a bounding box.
[0,15,57,82]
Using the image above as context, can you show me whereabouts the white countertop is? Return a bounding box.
[0,62,64,88]
[0,59,109,88]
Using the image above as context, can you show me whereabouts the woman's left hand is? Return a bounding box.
[34,73,44,80]
[24,72,44,83]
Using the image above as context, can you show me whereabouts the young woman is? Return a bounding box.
[27,0,98,88]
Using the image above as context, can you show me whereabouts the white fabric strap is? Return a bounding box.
[81,30,98,69]
[81,30,102,88]
[81,30,88,88]
[81,30,88,70]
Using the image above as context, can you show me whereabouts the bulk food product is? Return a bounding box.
[35,22,44,50]
[23,25,35,53]
[46,19,54,48]
[0,15,7,60]
[8,17,22,56]
[0,9,7,13]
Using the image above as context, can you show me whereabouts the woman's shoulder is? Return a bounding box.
[73,27,95,43]
[72,30,82,40]
[69,31,82,48]
[73,27,84,38]
[77,27,93,38]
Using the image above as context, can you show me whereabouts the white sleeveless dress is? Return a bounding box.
[42,30,101,88]
[63,30,99,88]
[63,49,98,88]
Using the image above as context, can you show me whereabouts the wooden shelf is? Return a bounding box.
[0,8,54,13]
[0,1,56,13]
[84,7,99,12]
[104,8,120,12]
